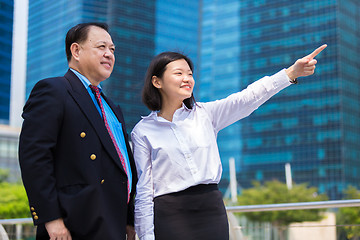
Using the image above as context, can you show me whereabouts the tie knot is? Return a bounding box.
[89,85,100,94]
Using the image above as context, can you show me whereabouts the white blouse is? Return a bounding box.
[131,69,292,240]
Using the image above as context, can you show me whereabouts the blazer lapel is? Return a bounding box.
[63,70,127,175]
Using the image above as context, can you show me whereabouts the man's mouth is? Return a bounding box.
[101,62,112,68]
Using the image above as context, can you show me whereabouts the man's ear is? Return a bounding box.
[152,76,162,89]
[70,43,81,61]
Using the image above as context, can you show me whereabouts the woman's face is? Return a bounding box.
[153,59,195,107]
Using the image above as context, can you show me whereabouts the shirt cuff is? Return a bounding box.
[272,69,293,90]
[139,232,155,240]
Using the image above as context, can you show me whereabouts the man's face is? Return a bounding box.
[77,26,115,85]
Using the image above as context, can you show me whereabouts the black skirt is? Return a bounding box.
[154,184,229,240]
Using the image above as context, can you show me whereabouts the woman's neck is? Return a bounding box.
[158,101,182,122]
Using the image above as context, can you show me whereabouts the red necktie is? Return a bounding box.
[90,85,130,203]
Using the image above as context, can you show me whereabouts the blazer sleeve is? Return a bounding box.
[19,78,64,225]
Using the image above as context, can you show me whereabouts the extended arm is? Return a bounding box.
[200,44,327,132]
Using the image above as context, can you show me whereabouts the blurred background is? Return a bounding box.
[0,0,359,239]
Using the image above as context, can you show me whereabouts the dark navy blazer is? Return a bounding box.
[19,70,137,240]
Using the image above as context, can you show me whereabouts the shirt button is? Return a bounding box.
[90,154,96,160]
[80,132,86,138]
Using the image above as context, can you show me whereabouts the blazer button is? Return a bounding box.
[101,179,105,184]
[30,207,35,211]
[80,132,86,138]
[34,216,38,220]
[32,212,36,216]
[90,154,96,160]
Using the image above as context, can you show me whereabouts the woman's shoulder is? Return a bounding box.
[131,112,157,133]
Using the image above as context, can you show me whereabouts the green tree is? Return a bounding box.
[0,168,10,183]
[237,180,328,240]
[337,186,360,240]
[0,182,30,219]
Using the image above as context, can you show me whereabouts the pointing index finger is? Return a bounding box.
[308,44,327,59]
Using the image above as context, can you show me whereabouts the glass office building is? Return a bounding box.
[0,0,14,124]
[0,124,21,182]
[25,0,359,199]
[26,0,156,131]
[198,0,243,190]
[95,1,200,129]
[26,0,108,95]
[154,0,200,79]
[101,0,156,130]
[26,0,200,131]
[199,0,360,199]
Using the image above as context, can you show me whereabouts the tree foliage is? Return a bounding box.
[0,168,10,183]
[0,182,30,219]
[237,180,327,225]
[236,180,328,240]
[337,186,360,240]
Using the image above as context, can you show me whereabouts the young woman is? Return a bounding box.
[131,45,327,240]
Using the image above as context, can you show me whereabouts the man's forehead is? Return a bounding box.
[86,27,113,43]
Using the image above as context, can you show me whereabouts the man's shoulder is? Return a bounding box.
[35,70,77,86]
[37,74,68,86]
[28,73,74,101]
[33,70,78,93]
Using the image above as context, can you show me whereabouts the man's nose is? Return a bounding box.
[104,48,114,58]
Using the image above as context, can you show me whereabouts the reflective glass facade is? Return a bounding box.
[154,0,200,79]
[0,0,14,124]
[199,0,360,199]
[25,0,360,199]
[26,0,108,95]
[102,0,156,130]
[199,0,242,190]
[26,0,200,131]
[27,0,156,131]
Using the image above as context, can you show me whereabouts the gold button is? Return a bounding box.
[80,132,86,138]
[30,207,35,211]
[90,154,96,160]
[101,179,105,184]
[34,216,38,220]
[32,212,36,216]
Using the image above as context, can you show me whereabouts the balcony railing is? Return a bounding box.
[226,199,360,240]
[1,199,360,240]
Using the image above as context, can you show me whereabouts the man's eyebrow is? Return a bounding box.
[96,41,115,47]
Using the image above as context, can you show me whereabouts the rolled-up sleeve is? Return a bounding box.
[131,130,155,240]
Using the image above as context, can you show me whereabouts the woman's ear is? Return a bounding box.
[70,43,81,61]
[152,76,162,89]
